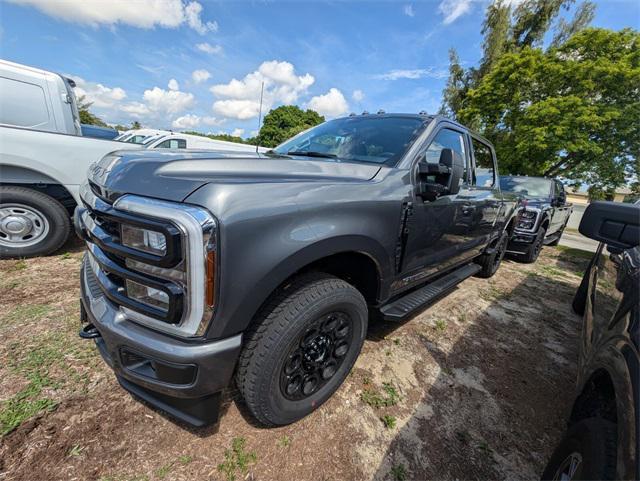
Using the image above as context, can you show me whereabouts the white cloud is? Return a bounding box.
[142,87,195,114]
[192,69,211,83]
[196,42,223,55]
[120,102,150,118]
[69,75,127,109]
[212,100,261,120]
[8,0,217,34]
[373,67,448,81]
[184,1,217,34]
[168,78,179,91]
[307,88,349,118]
[171,114,222,129]
[403,4,415,17]
[438,0,473,24]
[231,128,245,137]
[352,89,365,102]
[211,60,315,120]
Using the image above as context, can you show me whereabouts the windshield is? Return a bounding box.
[273,116,427,166]
[500,176,552,198]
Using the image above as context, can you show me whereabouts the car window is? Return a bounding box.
[273,116,426,166]
[156,138,186,149]
[0,77,50,129]
[424,128,468,185]
[471,138,495,188]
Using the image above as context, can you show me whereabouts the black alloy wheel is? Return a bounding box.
[280,311,352,400]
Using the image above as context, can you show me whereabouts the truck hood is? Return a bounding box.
[89,150,382,203]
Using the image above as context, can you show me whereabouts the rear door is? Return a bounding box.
[550,180,570,234]
[467,135,503,249]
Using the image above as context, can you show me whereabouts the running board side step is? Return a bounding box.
[381,263,481,321]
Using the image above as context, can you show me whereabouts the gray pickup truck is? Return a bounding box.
[500,175,573,263]
[75,113,519,427]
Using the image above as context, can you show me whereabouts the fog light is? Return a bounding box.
[121,225,167,255]
[126,279,169,311]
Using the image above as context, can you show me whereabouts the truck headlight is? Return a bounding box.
[125,279,170,312]
[121,225,167,255]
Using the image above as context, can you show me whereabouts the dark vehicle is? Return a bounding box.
[80,123,119,140]
[501,175,573,262]
[542,201,640,480]
[75,113,520,427]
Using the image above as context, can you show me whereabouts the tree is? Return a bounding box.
[131,121,141,130]
[257,105,324,147]
[77,95,107,127]
[457,28,640,192]
[440,0,595,118]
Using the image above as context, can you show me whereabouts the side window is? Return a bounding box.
[423,128,468,185]
[471,138,495,188]
[156,139,187,149]
[0,77,50,129]
[555,180,566,204]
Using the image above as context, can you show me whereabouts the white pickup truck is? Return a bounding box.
[0,59,260,258]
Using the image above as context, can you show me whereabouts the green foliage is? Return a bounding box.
[278,435,291,447]
[380,414,397,429]
[390,463,408,481]
[361,382,401,408]
[77,95,107,127]
[218,437,257,481]
[434,319,447,332]
[182,130,250,145]
[459,28,639,191]
[257,105,324,147]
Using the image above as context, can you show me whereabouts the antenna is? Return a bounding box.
[255,81,264,154]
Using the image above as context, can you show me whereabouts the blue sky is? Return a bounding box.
[1,0,637,137]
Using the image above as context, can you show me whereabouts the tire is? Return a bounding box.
[236,273,368,426]
[475,230,509,278]
[0,186,71,258]
[541,418,617,480]
[521,227,546,264]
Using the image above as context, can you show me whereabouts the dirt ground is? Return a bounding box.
[0,238,592,481]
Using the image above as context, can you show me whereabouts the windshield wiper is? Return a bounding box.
[287,150,337,159]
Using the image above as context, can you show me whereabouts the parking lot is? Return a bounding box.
[0,240,591,481]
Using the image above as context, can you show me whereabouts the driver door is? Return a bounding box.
[401,126,478,286]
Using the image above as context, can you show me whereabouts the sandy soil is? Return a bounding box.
[0,238,590,481]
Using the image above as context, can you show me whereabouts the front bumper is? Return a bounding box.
[506,230,537,255]
[79,255,241,426]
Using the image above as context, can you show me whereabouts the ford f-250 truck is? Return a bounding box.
[500,175,573,263]
[75,113,520,427]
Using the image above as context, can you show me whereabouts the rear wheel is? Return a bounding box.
[236,273,368,426]
[475,230,508,278]
[542,418,617,480]
[0,186,71,258]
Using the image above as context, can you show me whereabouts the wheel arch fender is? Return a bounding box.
[212,235,390,338]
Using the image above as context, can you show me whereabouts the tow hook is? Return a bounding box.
[79,323,101,340]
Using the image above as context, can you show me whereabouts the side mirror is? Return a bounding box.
[439,148,464,195]
[579,201,640,249]
[417,148,465,200]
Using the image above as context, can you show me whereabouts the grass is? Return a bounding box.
[1,304,52,327]
[434,319,447,332]
[380,414,396,429]
[9,259,27,271]
[361,382,401,409]
[68,444,85,457]
[278,435,291,448]
[480,283,507,301]
[218,437,257,481]
[391,463,407,481]
[0,330,98,436]
[538,264,567,278]
[556,245,594,260]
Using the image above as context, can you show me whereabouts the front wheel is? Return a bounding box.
[475,230,508,278]
[541,418,617,480]
[0,186,71,258]
[521,227,546,263]
[236,273,368,426]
